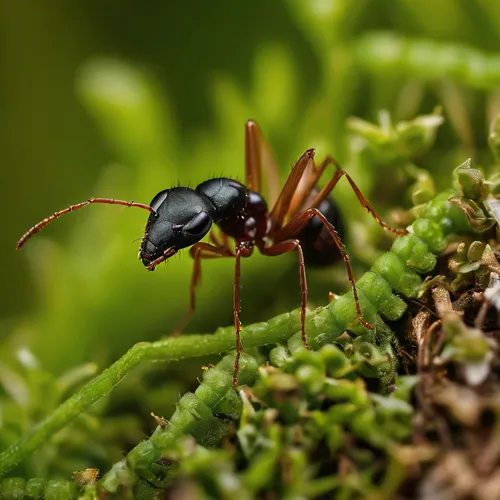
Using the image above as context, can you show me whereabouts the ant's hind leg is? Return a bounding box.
[275,208,373,331]
[305,156,408,236]
[244,120,263,193]
[244,120,282,205]
[269,149,316,231]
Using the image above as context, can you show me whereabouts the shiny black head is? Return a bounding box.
[140,187,215,268]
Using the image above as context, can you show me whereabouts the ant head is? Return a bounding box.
[140,187,214,269]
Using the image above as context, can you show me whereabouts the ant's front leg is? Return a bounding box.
[173,241,234,336]
[231,241,254,387]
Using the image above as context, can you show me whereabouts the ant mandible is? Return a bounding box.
[17,121,408,387]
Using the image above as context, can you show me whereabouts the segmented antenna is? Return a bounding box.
[17,198,153,250]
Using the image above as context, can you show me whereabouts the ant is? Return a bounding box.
[17,121,408,387]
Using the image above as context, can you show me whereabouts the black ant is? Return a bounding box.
[17,121,407,386]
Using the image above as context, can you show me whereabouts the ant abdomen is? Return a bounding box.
[299,194,345,267]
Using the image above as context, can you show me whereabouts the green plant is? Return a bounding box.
[1,145,486,497]
[4,5,500,494]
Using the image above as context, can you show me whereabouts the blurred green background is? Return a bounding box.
[2,0,500,376]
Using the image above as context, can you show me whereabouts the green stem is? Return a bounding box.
[0,311,299,478]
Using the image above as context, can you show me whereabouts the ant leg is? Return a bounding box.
[275,208,374,331]
[305,156,408,236]
[286,155,325,219]
[209,229,223,247]
[245,120,281,205]
[269,149,316,232]
[221,231,230,248]
[209,228,231,249]
[209,229,231,250]
[232,247,243,387]
[173,241,234,336]
[260,239,309,349]
[286,155,332,218]
[17,198,153,249]
[245,120,262,193]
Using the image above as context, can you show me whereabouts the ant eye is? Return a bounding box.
[149,190,169,212]
[183,211,212,238]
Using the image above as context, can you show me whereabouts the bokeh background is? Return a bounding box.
[2,0,500,375]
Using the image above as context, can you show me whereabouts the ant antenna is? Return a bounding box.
[17,198,154,250]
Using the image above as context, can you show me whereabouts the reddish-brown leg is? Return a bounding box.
[17,198,153,249]
[286,155,326,219]
[269,149,316,231]
[287,155,332,218]
[260,239,310,349]
[260,138,281,207]
[207,228,231,250]
[173,241,234,336]
[232,246,243,387]
[220,231,230,249]
[245,120,281,206]
[209,229,223,247]
[304,156,408,236]
[275,208,373,330]
[245,120,262,193]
